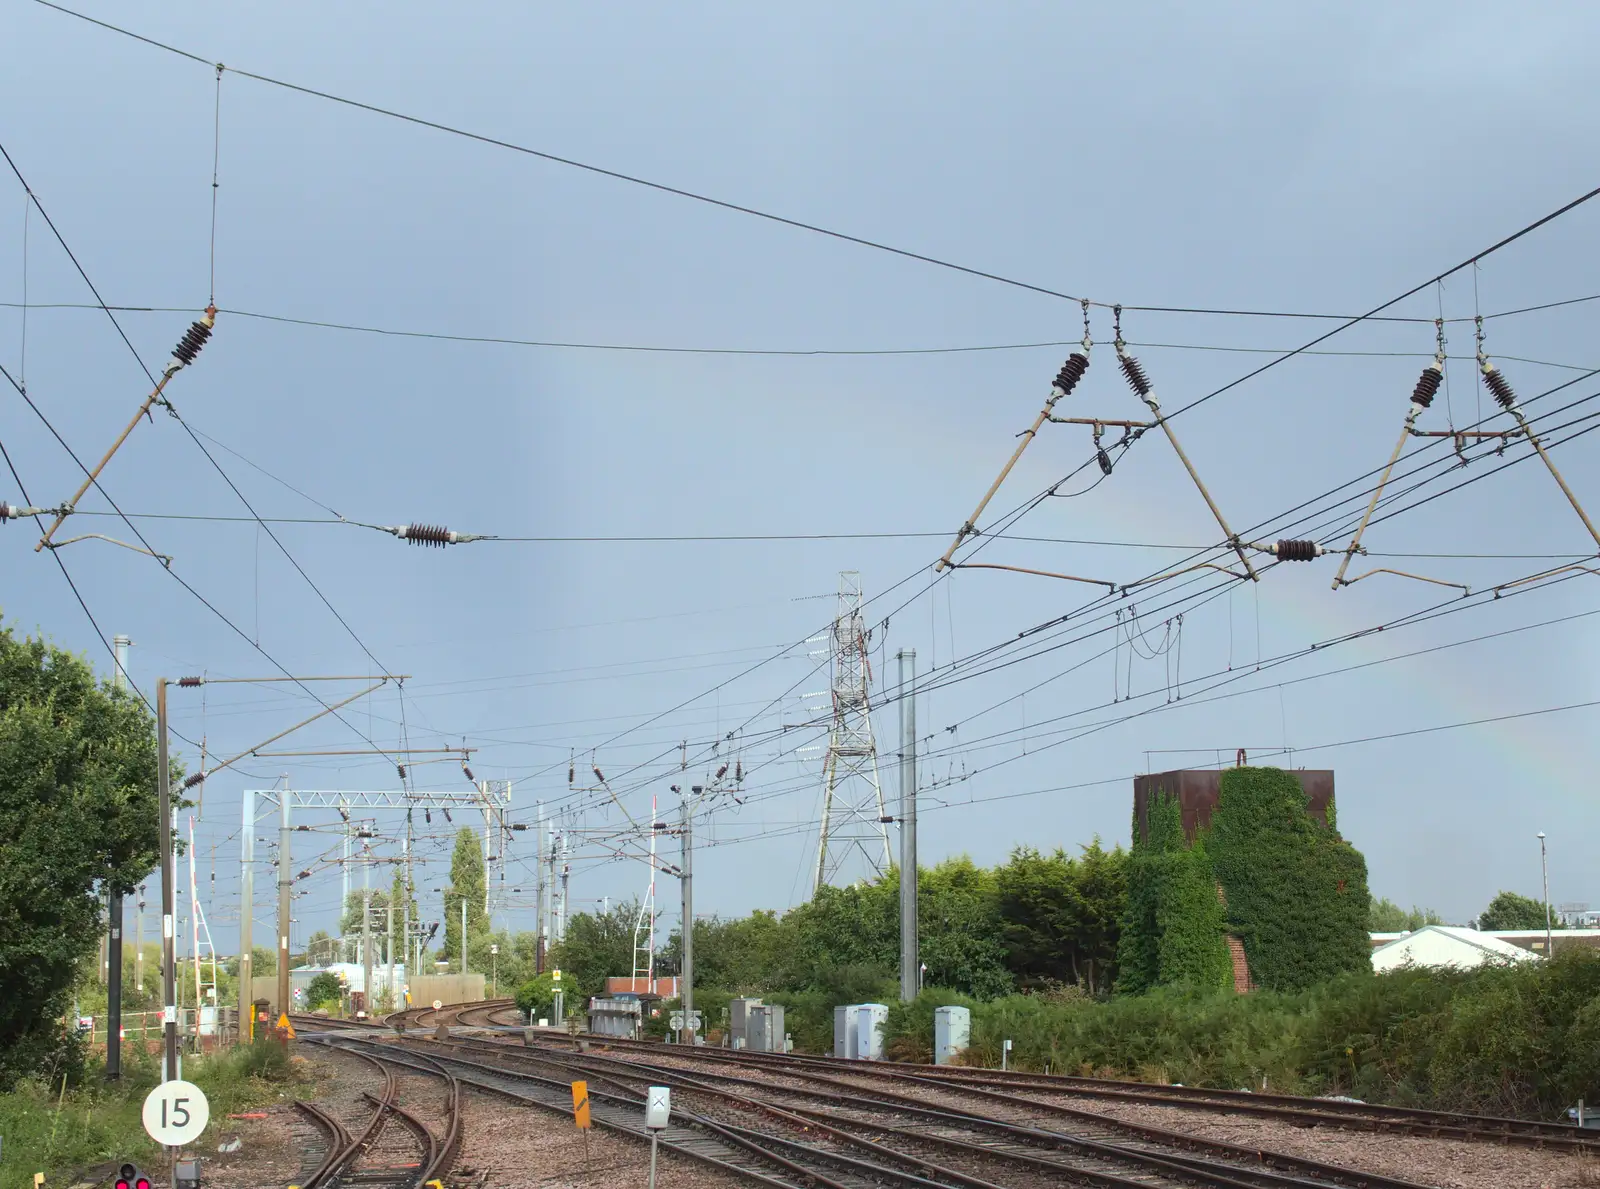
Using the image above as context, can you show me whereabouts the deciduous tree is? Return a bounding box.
[0,627,164,1087]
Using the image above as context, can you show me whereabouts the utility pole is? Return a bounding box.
[897,649,919,1003]
[157,678,178,1081]
[106,633,131,1081]
[680,787,697,1044]
[238,792,254,1043]
[277,789,292,1021]
[460,896,469,976]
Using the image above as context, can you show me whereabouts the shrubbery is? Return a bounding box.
[889,951,1600,1118]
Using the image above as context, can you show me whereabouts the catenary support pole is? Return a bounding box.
[157,678,178,1082]
[107,886,122,1080]
[898,649,918,1003]
[341,800,350,959]
[107,634,131,1078]
[238,791,254,1042]
[680,788,695,1044]
[460,896,468,976]
[1539,831,1553,957]
[277,788,292,1021]
[361,844,373,1015]
[136,885,145,993]
[559,834,570,942]
[535,801,546,973]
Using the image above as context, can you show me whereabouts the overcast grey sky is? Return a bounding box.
[3,1,1598,956]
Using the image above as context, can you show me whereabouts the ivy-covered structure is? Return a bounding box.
[1117,766,1370,994]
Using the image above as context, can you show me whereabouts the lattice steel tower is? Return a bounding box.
[813,571,890,892]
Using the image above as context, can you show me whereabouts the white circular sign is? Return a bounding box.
[142,1080,210,1146]
[433,999,443,1011]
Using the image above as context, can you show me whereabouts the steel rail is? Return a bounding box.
[552,1026,1600,1152]
[460,1035,1399,1189]
[309,1035,987,1189]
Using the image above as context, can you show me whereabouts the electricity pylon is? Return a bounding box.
[812,572,889,892]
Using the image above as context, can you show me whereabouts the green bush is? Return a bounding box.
[513,973,556,1021]
[305,972,343,1011]
[884,952,1600,1118]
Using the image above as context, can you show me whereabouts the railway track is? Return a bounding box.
[290,1039,464,1189]
[309,1035,935,1189]
[404,1033,1418,1189]
[380,998,518,1031]
[551,1026,1600,1153]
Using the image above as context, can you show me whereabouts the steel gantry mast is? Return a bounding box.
[813,571,890,892]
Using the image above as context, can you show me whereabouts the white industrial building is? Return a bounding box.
[1371,926,1538,973]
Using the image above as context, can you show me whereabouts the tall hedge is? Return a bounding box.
[1208,767,1370,992]
[1116,794,1231,994]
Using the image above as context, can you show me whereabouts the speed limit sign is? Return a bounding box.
[433,999,443,1011]
[142,1080,210,1146]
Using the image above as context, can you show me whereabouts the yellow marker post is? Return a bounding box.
[278,1013,296,1039]
[572,1080,591,1161]
[34,1174,45,1188]
[571,1080,591,1129]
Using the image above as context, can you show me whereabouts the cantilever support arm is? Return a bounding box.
[1339,567,1470,595]
[35,378,173,552]
[1150,414,1257,581]
[1334,410,1420,590]
[1503,406,1600,551]
[950,562,1117,590]
[1122,561,1250,593]
[176,678,392,792]
[1492,560,1600,596]
[936,394,1064,571]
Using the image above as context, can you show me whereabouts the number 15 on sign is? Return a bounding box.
[142,1081,210,1146]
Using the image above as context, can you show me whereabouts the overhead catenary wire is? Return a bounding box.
[31,2,1600,333]
[552,373,1600,831]
[5,300,1600,365]
[1,136,403,710]
[25,0,1600,896]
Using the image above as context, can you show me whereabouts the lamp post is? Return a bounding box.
[1537,831,1552,957]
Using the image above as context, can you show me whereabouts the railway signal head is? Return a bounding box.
[116,1164,152,1189]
